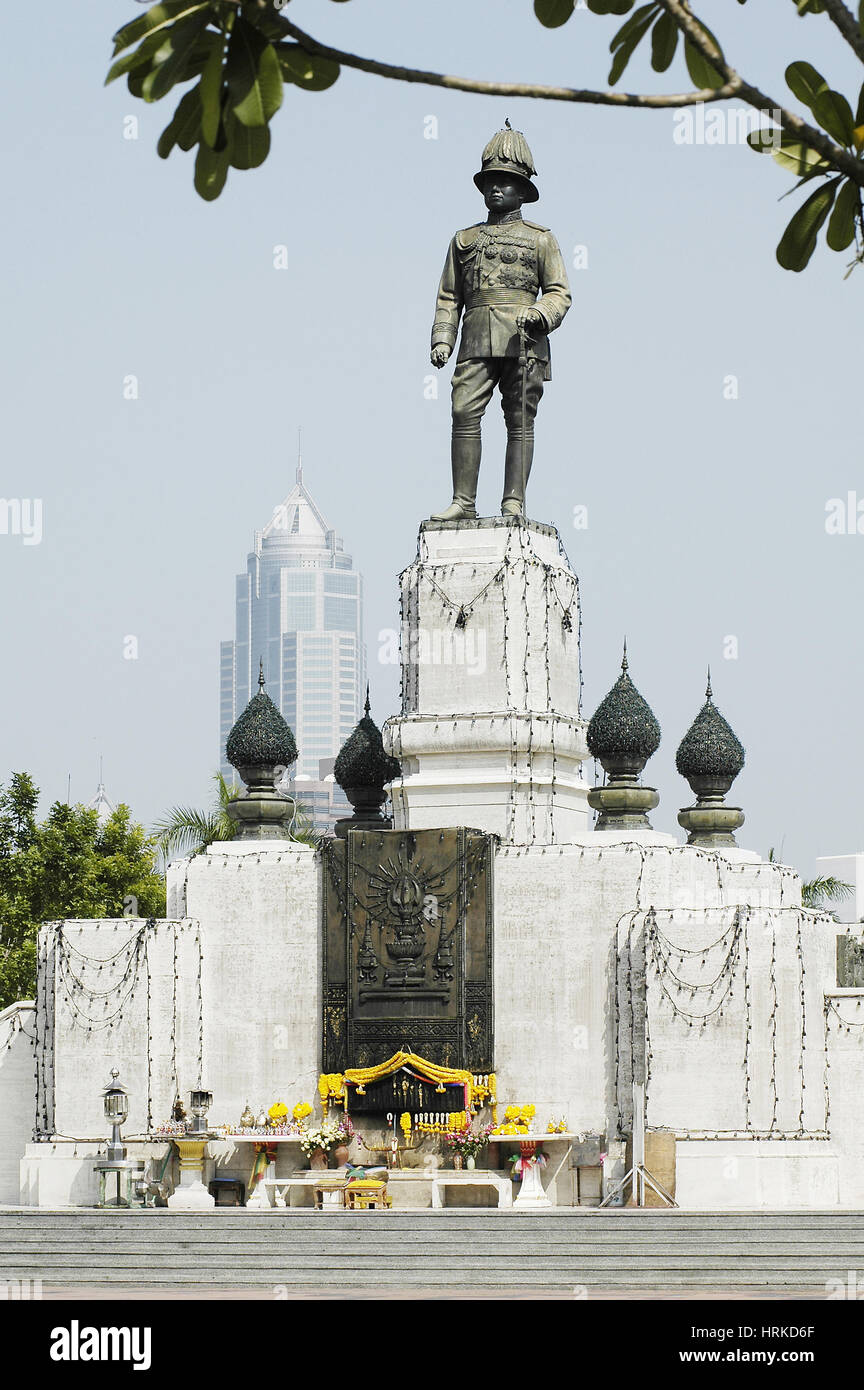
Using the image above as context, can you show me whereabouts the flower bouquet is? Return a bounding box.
[300,1119,343,1167]
[443,1119,494,1169]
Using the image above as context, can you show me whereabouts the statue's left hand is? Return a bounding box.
[516,308,544,333]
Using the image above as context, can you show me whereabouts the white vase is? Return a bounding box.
[466,1156,476,1171]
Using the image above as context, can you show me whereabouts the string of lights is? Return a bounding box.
[616,904,831,1141]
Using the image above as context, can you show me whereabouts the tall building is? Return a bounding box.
[220,455,366,831]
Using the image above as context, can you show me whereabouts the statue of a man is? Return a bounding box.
[429,124,571,521]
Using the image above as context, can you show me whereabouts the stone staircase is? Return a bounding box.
[1,1209,863,1294]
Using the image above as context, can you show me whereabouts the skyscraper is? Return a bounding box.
[220,455,366,831]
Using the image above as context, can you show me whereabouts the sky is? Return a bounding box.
[0,0,861,886]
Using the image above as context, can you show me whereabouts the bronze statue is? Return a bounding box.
[430,123,571,521]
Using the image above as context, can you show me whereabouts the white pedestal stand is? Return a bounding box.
[166,1139,215,1210]
[513,1140,551,1209]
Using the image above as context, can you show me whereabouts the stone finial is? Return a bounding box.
[225,666,298,840]
[586,646,661,830]
[676,676,746,847]
[333,691,401,839]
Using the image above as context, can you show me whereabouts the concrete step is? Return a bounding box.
[2,1209,862,1290]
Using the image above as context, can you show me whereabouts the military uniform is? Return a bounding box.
[430,127,571,520]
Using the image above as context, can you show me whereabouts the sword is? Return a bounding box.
[518,322,531,513]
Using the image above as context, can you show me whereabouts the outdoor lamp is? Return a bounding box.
[102,1067,129,1163]
[189,1088,213,1138]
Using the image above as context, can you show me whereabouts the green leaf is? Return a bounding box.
[157,86,202,158]
[774,144,832,177]
[683,26,725,89]
[199,32,226,146]
[194,141,229,200]
[650,12,678,73]
[610,3,658,49]
[785,60,828,111]
[225,18,283,128]
[277,44,340,92]
[810,89,855,145]
[776,177,840,271]
[856,80,864,127]
[140,12,211,102]
[608,6,658,85]
[826,178,859,250]
[587,0,634,13]
[105,27,173,85]
[226,112,271,169]
[112,2,210,56]
[534,0,575,25]
[748,129,833,177]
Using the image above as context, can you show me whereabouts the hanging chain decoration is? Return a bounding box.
[615,900,831,1141]
[419,563,507,629]
[768,915,780,1133]
[824,996,864,1031]
[645,908,745,1028]
[196,921,204,1089]
[796,913,807,1136]
[0,1004,36,1054]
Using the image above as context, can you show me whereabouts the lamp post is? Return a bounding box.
[166,1087,216,1209]
[103,1068,128,1162]
[188,1089,213,1139]
[95,1068,145,1207]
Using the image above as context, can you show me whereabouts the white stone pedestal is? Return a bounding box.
[384,518,591,844]
[514,1156,552,1209]
[166,1140,215,1209]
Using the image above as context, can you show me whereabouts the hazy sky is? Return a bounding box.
[1,1,861,885]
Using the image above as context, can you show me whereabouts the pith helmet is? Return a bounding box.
[474,121,539,203]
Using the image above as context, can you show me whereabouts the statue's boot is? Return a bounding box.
[501,432,534,518]
[430,434,481,522]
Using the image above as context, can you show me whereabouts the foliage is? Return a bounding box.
[153,770,318,861]
[106,1,338,201]
[0,773,166,1011]
[801,874,855,914]
[106,0,864,273]
[768,847,854,918]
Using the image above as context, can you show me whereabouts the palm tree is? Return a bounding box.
[800,876,854,917]
[768,847,853,920]
[154,772,318,864]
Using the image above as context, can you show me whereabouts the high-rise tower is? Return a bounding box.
[219,451,366,831]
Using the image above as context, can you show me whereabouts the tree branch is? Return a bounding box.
[656,0,864,183]
[818,0,864,67]
[229,0,864,185]
[247,5,737,108]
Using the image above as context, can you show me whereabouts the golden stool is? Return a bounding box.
[346,1180,391,1210]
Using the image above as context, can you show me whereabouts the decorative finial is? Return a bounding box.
[505,116,512,129]
[258,658,266,693]
[364,682,371,718]
[110,1068,119,1082]
[296,426,303,485]
[675,679,746,848]
[706,666,713,701]
[586,652,661,831]
[333,695,402,839]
